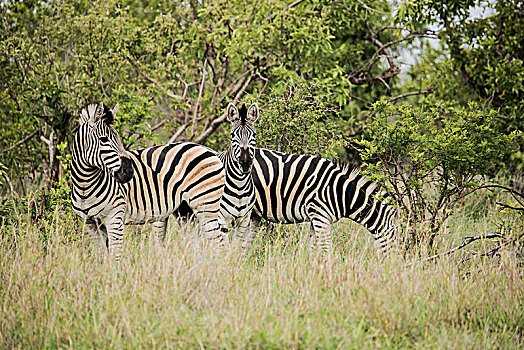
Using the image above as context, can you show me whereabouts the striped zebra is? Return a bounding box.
[248,149,398,257]
[71,102,226,261]
[217,103,258,247]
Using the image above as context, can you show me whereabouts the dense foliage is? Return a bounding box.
[1,0,414,191]
[0,0,522,246]
[358,100,521,244]
[400,0,524,165]
[257,81,345,158]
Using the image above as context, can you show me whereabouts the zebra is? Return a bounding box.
[216,103,258,248]
[71,102,226,261]
[247,149,399,258]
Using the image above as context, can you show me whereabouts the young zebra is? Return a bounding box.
[71,103,226,261]
[248,149,398,258]
[217,103,258,248]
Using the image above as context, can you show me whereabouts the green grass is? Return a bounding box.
[0,203,523,349]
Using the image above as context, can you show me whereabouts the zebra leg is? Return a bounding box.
[99,224,109,248]
[104,211,126,262]
[85,218,105,251]
[249,214,262,236]
[309,215,333,260]
[194,208,227,247]
[308,223,317,251]
[235,212,255,249]
[152,219,168,244]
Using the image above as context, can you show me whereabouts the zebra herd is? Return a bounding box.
[71,102,398,261]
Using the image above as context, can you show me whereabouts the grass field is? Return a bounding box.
[1,197,523,349]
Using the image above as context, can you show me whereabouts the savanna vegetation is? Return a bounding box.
[1,0,523,348]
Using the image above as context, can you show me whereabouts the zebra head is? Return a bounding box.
[227,103,258,174]
[77,102,134,184]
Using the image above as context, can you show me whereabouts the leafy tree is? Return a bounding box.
[0,0,443,195]
[398,0,524,167]
[257,81,345,159]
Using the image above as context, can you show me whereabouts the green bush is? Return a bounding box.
[357,100,521,246]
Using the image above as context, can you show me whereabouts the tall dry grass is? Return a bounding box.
[0,207,523,348]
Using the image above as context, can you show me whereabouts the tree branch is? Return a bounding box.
[407,232,506,266]
[265,0,306,23]
[168,122,189,144]
[126,56,183,100]
[190,58,208,140]
[0,129,39,154]
[388,90,431,103]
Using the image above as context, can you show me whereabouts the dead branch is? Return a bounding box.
[126,56,183,100]
[168,122,189,144]
[356,0,387,14]
[460,184,524,201]
[496,202,524,212]
[190,59,208,140]
[354,90,432,125]
[2,172,19,198]
[406,232,507,266]
[129,120,167,147]
[347,26,433,88]
[349,93,372,105]
[0,129,39,154]
[194,68,256,144]
[388,90,431,103]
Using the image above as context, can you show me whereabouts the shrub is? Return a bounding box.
[357,100,521,247]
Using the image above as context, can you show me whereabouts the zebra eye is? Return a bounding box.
[100,136,109,143]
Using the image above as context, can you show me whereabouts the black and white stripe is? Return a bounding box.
[249,148,398,257]
[217,103,258,248]
[71,103,226,261]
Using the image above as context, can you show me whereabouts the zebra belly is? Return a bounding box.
[72,191,124,221]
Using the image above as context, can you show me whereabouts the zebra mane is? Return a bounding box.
[79,102,115,126]
[101,104,114,125]
[239,104,248,125]
[79,104,102,125]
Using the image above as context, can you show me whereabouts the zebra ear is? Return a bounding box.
[247,103,259,124]
[227,103,239,123]
[111,103,119,117]
[93,102,105,124]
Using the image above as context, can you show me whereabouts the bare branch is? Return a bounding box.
[356,0,387,14]
[407,232,506,266]
[460,184,524,201]
[496,202,524,212]
[354,90,432,125]
[375,26,403,37]
[388,90,431,103]
[0,129,38,154]
[194,70,253,144]
[2,172,19,198]
[349,93,373,105]
[190,59,208,140]
[126,56,183,100]
[168,122,189,144]
[347,28,433,87]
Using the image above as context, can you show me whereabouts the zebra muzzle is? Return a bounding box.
[239,148,253,173]
[114,156,134,183]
